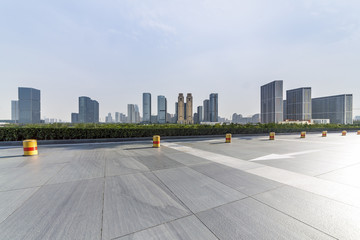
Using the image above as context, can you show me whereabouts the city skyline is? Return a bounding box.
[1,1,360,121]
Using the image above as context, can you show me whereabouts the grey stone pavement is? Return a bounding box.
[0,132,360,239]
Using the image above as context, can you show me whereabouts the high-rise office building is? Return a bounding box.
[127,104,140,123]
[18,87,41,124]
[175,102,178,120]
[177,93,185,124]
[71,113,79,123]
[185,93,193,124]
[11,100,19,123]
[78,96,99,123]
[283,100,287,121]
[115,112,120,123]
[142,93,151,123]
[105,113,113,123]
[197,106,203,123]
[157,95,167,124]
[209,93,218,122]
[203,99,210,122]
[260,80,283,123]
[312,94,353,124]
[286,87,311,121]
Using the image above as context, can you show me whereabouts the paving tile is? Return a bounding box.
[163,152,212,166]
[102,173,190,240]
[0,163,66,191]
[118,215,217,240]
[253,185,360,239]
[133,153,184,171]
[197,198,334,240]
[47,150,105,184]
[105,150,149,177]
[0,187,39,223]
[0,178,104,240]
[318,163,360,188]
[154,167,246,213]
[191,163,282,195]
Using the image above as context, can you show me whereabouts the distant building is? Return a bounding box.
[209,93,218,122]
[71,113,79,123]
[157,95,167,124]
[232,113,260,124]
[355,116,360,121]
[252,113,260,123]
[177,93,185,124]
[203,99,210,122]
[127,104,140,123]
[120,113,127,123]
[151,115,158,123]
[185,93,193,124]
[11,100,19,123]
[260,80,283,123]
[105,113,113,123]
[142,93,151,123]
[197,106,203,123]
[18,87,41,124]
[175,102,178,120]
[283,100,287,121]
[194,113,199,124]
[312,94,353,124]
[286,87,312,121]
[115,112,120,123]
[78,96,99,123]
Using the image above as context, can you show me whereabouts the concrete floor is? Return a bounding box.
[0,132,360,239]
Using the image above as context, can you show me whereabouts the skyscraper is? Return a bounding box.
[115,112,120,123]
[11,100,19,123]
[157,95,167,124]
[312,94,353,124]
[261,80,283,123]
[105,113,113,123]
[71,113,79,123]
[127,104,140,123]
[18,87,41,124]
[286,87,312,121]
[203,99,210,122]
[283,100,287,121]
[197,106,203,123]
[78,96,99,123]
[209,93,218,122]
[142,93,151,123]
[185,93,193,124]
[177,93,185,124]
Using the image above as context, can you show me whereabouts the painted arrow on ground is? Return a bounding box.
[249,150,320,161]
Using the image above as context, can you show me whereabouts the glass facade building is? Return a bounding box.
[78,96,99,123]
[312,94,353,124]
[197,106,203,123]
[71,113,79,123]
[261,80,283,123]
[142,93,151,123]
[286,87,312,121]
[209,93,218,122]
[127,104,140,123]
[157,95,167,124]
[11,100,19,123]
[203,99,210,122]
[18,87,41,124]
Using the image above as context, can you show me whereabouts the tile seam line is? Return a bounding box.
[314,161,360,178]
[0,162,68,225]
[150,171,221,240]
[164,143,360,209]
[100,153,107,240]
[250,196,339,240]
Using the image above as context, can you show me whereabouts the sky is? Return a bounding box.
[1,0,360,121]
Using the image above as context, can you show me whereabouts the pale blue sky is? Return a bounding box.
[1,0,359,121]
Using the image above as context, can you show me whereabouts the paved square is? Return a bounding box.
[0,132,360,239]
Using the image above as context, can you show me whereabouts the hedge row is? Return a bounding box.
[1,123,360,141]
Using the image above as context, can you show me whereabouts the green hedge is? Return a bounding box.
[0,123,359,141]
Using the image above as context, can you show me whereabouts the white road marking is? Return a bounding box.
[249,150,320,161]
[163,142,360,208]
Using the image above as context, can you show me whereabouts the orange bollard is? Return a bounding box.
[23,139,38,156]
[153,135,160,148]
[342,130,347,136]
[225,133,231,143]
[269,132,275,140]
[300,131,306,138]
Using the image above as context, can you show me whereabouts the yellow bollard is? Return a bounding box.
[153,135,160,148]
[322,131,327,137]
[342,130,347,136]
[269,132,275,140]
[225,133,232,143]
[300,131,306,138]
[23,139,38,156]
